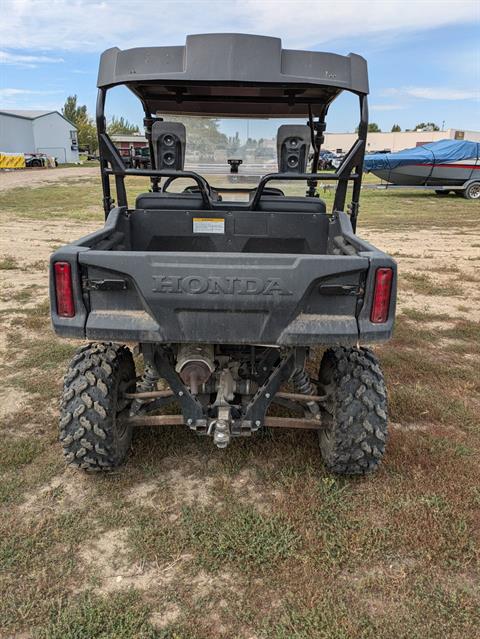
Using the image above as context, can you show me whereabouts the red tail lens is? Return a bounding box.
[370,267,393,323]
[54,261,75,318]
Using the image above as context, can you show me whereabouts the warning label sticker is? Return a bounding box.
[193,217,225,234]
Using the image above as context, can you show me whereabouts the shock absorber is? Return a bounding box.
[291,367,320,418]
[131,364,159,414]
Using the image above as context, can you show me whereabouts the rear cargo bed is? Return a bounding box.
[50,207,396,345]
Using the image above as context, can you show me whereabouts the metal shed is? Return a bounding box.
[0,110,79,163]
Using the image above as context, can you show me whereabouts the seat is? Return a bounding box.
[135,185,225,210]
[135,192,206,210]
[249,187,285,198]
[135,192,327,215]
[254,195,326,213]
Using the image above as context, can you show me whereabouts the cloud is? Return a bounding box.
[0,0,477,52]
[404,87,479,100]
[0,88,64,108]
[370,103,406,111]
[382,86,479,100]
[0,88,62,98]
[0,50,64,67]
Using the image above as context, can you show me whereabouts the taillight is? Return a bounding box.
[54,261,75,317]
[370,267,393,323]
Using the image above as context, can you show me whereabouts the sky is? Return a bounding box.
[0,0,479,141]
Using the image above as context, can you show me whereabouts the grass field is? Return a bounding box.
[0,170,479,638]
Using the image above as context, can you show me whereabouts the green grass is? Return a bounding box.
[38,591,158,639]
[127,509,183,565]
[181,504,299,572]
[1,169,477,229]
[0,180,103,221]
[0,437,43,470]
[264,577,480,639]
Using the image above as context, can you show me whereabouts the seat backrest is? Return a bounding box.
[254,195,326,213]
[135,192,206,210]
[136,191,327,214]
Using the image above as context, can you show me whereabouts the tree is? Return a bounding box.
[355,122,381,133]
[62,95,87,125]
[415,122,440,131]
[228,132,241,153]
[107,116,140,135]
[391,124,401,132]
[62,95,98,153]
[168,116,228,158]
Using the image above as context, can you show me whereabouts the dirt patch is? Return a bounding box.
[397,290,479,320]
[0,218,98,313]
[0,219,98,263]
[363,227,480,263]
[0,272,48,310]
[18,470,92,517]
[150,604,181,629]
[79,528,162,594]
[362,228,480,321]
[124,480,161,507]
[0,388,31,419]
[124,467,217,512]
[163,468,216,508]
[124,466,278,516]
[79,526,238,599]
[0,167,98,191]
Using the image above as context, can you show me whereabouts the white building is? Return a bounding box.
[323,128,480,154]
[0,110,79,164]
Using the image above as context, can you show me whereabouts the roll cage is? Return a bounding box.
[96,34,369,230]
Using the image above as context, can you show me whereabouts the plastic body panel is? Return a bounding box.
[97,34,369,94]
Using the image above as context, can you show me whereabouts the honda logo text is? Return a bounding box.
[152,275,292,296]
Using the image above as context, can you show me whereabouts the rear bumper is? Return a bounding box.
[81,310,365,345]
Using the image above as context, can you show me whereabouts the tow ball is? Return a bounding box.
[209,369,235,449]
[208,412,231,449]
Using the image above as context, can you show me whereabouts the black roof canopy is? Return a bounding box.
[97,33,369,117]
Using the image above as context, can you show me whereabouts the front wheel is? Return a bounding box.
[59,343,136,472]
[318,347,388,475]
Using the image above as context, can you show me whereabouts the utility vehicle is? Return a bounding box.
[50,34,396,475]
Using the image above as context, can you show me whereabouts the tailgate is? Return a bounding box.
[79,251,370,345]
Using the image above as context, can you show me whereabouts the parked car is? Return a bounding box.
[24,153,47,168]
[318,150,337,169]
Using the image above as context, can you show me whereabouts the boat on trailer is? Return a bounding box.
[363,139,480,199]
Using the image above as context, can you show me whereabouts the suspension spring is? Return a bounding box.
[291,368,316,396]
[131,364,160,413]
[291,368,320,418]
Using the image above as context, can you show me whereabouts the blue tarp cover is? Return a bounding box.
[363,139,480,171]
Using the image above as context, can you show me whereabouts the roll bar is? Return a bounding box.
[96,88,368,231]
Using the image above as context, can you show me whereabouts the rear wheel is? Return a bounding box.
[318,347,388,475]
[59,343,136,472]
[463,182,480,200]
